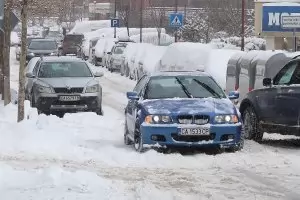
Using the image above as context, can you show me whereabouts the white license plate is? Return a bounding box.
[59,96,80,101]
[180,128,210,136]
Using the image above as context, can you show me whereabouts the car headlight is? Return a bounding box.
[28,52,35,56]
[50,52,57,56]
[214,115,238,124]
[85,84,99,93]
[145,115,172,124]
[36,85,53,93]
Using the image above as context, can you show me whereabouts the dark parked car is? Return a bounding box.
[61,34,84,56]
[240,58,300,142]
[26,38,58,61]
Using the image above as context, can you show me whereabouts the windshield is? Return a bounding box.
[144,76,226,99]
[28,41,57,50]
[38,62,93,78]
[113,46,125,54]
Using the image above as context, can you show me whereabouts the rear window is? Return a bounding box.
[64,35,83,43]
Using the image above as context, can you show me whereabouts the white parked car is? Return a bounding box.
[107,44,127,72]
[93,38,117,66]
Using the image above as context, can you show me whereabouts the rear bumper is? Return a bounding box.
[140,123,243,148]
[35,93,101,112]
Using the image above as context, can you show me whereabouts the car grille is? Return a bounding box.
[177,115,210,124]
[54,87,84,93]
[35,53,51,56]
[171,133,215,142]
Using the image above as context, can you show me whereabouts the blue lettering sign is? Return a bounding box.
[262,5,300,32]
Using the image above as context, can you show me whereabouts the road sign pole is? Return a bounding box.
[114,0,116,38]
[174,0,178,42]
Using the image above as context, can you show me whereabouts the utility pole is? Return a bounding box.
[114,0,117,38]
[174,0,178,42]
[139,0,143,43]
[241,0,245,51]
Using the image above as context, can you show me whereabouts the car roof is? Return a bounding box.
[150,70,209,77]
[30,38,56,42]
[39,56,85,63]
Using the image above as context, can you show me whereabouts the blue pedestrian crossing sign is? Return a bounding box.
[111,19,120,28]
[169,13,183,27]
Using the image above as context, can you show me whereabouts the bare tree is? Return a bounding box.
[17,0,28,122]
[149,0,166,45]
[119,3,130,36]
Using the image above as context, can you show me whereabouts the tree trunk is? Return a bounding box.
[18,0,28,122]
[0,31,4,100]
[3,0,11,105]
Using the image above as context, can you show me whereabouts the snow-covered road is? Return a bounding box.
[0,48,300,200]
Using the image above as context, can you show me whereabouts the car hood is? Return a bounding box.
[141,98,236,115]
[28,49,56,54]
[38,77,96,88]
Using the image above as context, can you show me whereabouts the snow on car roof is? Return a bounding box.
[151,70,208,77]
[40,56,84,62]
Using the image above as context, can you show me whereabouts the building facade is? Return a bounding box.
[255,0,300,50]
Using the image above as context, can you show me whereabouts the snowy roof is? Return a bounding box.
[262,2,300,6]
[256,0,300,3]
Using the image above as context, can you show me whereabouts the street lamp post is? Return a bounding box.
[94,1,96,20]
[241,0,245,51]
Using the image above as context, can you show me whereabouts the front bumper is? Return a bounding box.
[140,123,243,148]
[35,93,101,112]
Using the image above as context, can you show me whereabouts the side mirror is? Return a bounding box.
[17,43,21,47]
[107,52,111,55]
[126,91,139,100]
[94,71,104,77]
[25,72,35,78]
[263,78,272,87]
[228,91,239,100]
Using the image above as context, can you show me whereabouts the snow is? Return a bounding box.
[141,45,167,74]
[10,32,19,45]
[206,49,241,89]
[69,20,111,34]
[263,2,300,6]
[1,43,300,200]
[130,32,174,45]
[158,42,213,71]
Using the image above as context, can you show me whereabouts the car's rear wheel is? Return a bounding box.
[243,107,263,142]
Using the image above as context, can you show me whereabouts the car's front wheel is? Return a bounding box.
[124,122,133,145]
[243,106,264,142]
[134,122,144,152]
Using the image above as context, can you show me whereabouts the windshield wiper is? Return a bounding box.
[192,79,222,98]
[175,77,193,98]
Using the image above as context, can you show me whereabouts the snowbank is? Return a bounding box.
[130,32,174,45]
[69,20,111,34]
[10,32,19,45]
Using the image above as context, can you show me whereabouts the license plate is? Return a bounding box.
[180,128,210,136]
[59,96,80,101]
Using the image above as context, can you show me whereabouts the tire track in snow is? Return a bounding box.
[0,154,289,199]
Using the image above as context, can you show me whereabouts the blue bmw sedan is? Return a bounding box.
[124,71,243,152]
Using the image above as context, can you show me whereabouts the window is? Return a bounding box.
[290,65,300,84]
[29,41,57,50]
[133,76,148,95]
[38,62,92,78]
[113,46,125,54]
[274,62,298,85]
[144,75,226,100]
[32,61,40,76]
